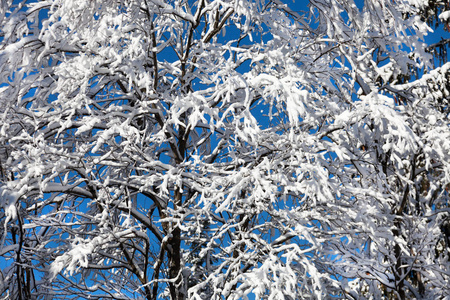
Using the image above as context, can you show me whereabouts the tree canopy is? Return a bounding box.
[0,0,449,299]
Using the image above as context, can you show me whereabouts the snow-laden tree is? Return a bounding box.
[0,0,449,299]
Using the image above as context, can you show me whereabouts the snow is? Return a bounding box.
[0,186,19,224]
[1,0,450,298]
[439,11,450,21]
